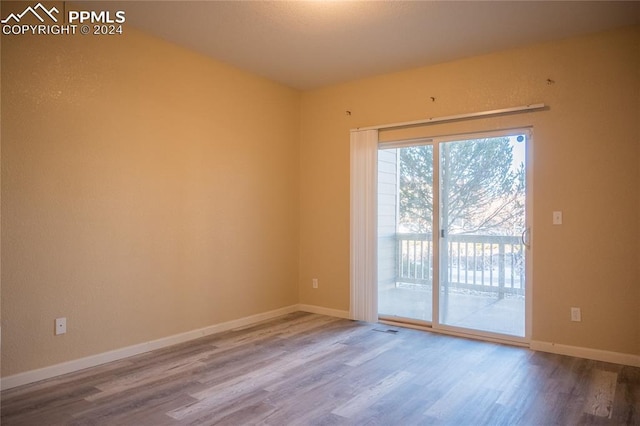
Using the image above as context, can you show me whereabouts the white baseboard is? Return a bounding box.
[0,304,299,391]
[6,307,636,391]
[530,340,640,367]
[297,304,351,319]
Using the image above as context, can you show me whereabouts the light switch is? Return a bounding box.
[553,211,562,225]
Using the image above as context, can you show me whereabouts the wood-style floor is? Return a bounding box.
[2,312,639,425]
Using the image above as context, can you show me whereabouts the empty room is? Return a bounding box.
[1,1,639,424]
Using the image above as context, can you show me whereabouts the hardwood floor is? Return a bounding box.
[2,312,639,425]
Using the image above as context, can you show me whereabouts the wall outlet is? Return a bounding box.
[570,307,581,322]
[55,317,67,335]
[553,211,563,225]
[312,278,318,289]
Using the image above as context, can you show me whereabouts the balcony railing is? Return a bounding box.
[395,233,525,297]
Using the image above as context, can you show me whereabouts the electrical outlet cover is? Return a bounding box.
[55,317,67,335]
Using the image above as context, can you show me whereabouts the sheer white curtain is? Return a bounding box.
[350,129,378,322]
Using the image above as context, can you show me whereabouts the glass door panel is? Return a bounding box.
[378,144,433,322]
[439,135,527,337]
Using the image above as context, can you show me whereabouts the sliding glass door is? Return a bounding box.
[378,131,529,340]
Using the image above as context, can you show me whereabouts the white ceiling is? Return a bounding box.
[100,1,639,90]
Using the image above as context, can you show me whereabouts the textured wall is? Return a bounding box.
[299,26,640,356]
[1,27,300,376]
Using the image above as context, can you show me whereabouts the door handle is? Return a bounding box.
[521,228,531,248]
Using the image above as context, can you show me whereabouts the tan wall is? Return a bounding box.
[300,27,640,356]
[1,27,300,376]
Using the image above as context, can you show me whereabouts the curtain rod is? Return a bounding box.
[351,103,546,132]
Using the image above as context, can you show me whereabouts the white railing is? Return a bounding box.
[396,233,525,297]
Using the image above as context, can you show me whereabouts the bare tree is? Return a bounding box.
[399,137,525,235]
